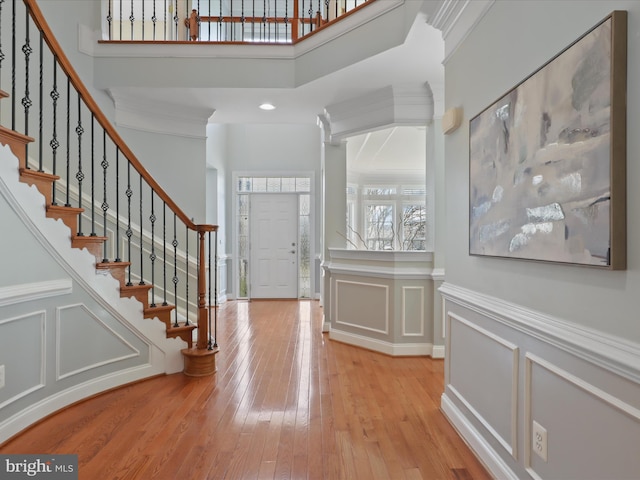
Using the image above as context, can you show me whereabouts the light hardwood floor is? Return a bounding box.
[1,300,491,479]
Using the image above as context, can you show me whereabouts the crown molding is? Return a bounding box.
[108,89,214,138]
[323,83,434,143]
[421,0,495,64]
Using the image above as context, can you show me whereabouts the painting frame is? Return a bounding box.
[468,11,627,270]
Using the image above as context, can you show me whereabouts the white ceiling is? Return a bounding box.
[347,126,427,174]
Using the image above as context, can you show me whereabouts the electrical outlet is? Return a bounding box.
[532,420,548,462]
[0,365,5,389]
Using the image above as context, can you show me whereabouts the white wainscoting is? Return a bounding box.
[334,279,389,334]
[446,312,519,458]
[0,311,46,410]
[326,248,440,356]
[439,282,640,480]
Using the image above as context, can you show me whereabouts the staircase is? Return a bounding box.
[0,0,218,376]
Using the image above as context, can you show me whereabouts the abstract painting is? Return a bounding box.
[469,11,627,269]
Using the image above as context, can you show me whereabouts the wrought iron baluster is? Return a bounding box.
[125,162,133,285]
[213,228,218,348]
[101,130,109,262]
[251,0,255,42]
[240,0,245,41]
[50,56,59,204]
[274,0,278,43]
[139,174,145,285]
[119,0,123,40]
[90,113,96,236]
[152,0,156,40]
[173,0,178,41]
[11,0,16,131]
[37,31,43,171]
[64,77,70,207]
[0,0,5,89]
[107,0,112,40]
[22,5,32,165]
[149,189,156,306]
[163,0,167,40]
[218,0,223,42]
[208,0,211,40]
[308,0,313,33]
[185,225,189,325]
[115,148,121,262]
[262,0,266,41]
[162,202,167,306]
[284,0,289,42]
[197,0,201,41]
[172,213,179,327]
[142,0,145,41]
[76,93,84,236]
[129,0,134,40]
[207,230,212,350]
[227,0,231,41]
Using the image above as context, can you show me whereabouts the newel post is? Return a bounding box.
[182,224,218,376]
[196,226,209,350]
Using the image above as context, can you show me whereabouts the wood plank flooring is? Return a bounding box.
[0,300,491,479]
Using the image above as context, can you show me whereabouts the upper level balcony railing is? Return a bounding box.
[104,0,374,44]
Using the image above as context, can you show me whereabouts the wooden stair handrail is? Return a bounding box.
[24,0,203,232]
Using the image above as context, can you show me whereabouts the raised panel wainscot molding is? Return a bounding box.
[326,248,441,357]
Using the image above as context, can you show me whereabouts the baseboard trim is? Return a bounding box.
[329,328,433,356]
[0,363,161,445]
[432,344,445,358]
[441,392,519,480]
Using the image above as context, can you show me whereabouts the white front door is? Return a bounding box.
[250,194,298,298]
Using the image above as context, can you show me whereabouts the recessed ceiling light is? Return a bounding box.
[259,103,276,110]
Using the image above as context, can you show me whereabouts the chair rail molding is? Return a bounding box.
[439,282,640,383]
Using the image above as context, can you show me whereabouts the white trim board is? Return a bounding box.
[439,282,640,384]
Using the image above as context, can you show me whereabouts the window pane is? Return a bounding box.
[364,187,396,196]
[281,177,295,192]
[238,194,249,215]
[295,177,311,192]
[238,177,251,192]
[365,204,394,250]
[299,194,310,216]
[403,186,426,196]
[267,177,281,192]
[402,204,426,251]
[252,177,267,192]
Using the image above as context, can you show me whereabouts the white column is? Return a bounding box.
[430,118,447,356]
[318,116,347,331]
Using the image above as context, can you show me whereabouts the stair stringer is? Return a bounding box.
[0,143,187,440]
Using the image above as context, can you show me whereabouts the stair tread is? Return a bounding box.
[144,304,175,313]
[168,324,197,332]
[19,168,60,181]
[72,235,108,241]
[47,204,84,213]
[121,283,153,291]
[96,261,131,268]
[0,125,34,143]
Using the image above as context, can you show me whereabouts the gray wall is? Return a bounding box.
[441,2,640,478]
[445,0,640,339]
[224,123,322,297]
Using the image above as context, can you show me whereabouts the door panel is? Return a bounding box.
[250,194,298,298]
